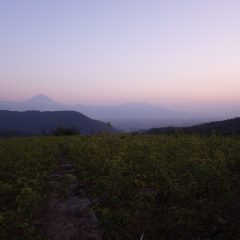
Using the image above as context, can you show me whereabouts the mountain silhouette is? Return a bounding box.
[0,95,188,119]
[25,94,57,104]
[0,95,62,111]
[145,117,240,135]
[0,95,237,131]
[0,110,114,136]
[23,94,62,110]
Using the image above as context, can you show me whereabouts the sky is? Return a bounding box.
[0,0,240,111]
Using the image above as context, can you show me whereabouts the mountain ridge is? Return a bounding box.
[0,110,114,136]
[25,94,57,104]
[145,117,240,135]
[0,94,193,119]
[0,95,238,131]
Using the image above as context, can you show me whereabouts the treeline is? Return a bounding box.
[42,126,80,136]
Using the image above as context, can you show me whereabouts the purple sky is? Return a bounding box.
[0,0,240,111]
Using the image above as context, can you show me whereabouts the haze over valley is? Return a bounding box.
[1,94,239,131]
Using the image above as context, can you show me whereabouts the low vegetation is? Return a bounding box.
[0,138,59,240]
[42,126,80,136]
[0,134,239,239]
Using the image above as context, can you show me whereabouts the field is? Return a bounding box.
[0,134,240,240]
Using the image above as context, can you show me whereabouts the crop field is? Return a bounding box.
[0,134,240,240]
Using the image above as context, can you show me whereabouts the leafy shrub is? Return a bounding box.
[47,126,80,136]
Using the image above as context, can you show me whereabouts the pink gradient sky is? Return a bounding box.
[0,0,240,111]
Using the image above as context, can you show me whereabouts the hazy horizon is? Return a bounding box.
[0,93,239,116]
[1,1,240,113]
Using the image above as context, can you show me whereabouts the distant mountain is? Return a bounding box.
[0,95,189,119]
[25,94,57,105]
[0,95,63,111]
[73,102,190,120]
[0,95,236,131]
[145,117,240,135]
[0,110,114,136]
[23,94,63,111]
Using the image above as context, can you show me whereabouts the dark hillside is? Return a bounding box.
[145,117,240,135]
[0,110,114,136]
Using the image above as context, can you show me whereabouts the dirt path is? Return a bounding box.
[40,156,102,240]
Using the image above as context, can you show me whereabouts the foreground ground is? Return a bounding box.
[0,134,240,239]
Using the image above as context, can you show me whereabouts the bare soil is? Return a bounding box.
[40,156,102,240]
